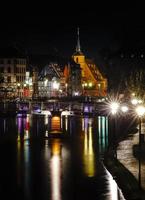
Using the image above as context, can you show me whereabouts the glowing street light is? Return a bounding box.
[110,101,119,158]
[131,98,138,105]
[135,105,145,189]
[135,105,145,150]
[110,102,119,115]
[135,105,145,118]
[121,105,128,113]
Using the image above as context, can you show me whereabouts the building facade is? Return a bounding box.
[72,28,107,97]
[37,62,65,98]
[0,56,27,98]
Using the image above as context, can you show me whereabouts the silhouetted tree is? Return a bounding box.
[125,69,145,99]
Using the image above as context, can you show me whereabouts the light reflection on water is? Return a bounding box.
[0,113,125,200]
[50,139,62,200]
[82,117,95,177]
[98,116,108,154]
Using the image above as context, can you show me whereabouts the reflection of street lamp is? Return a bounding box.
[110,102,119,158]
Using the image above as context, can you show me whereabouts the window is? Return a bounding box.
[7,76,11,83]
[8,67,11,73]
[16,76,20,82]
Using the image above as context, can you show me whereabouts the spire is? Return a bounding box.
[76,27,81,52]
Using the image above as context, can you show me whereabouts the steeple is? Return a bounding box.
[76,27,81,53]
[72,27,84,63]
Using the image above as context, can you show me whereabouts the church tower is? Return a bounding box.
[72,28,107,97]
[72,28,85,64]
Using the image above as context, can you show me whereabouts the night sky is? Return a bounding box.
[0,3,145,59]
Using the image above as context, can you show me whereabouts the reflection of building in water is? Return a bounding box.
[17,138,30,198]
[44,114,51,137]
[50,139,62,200]
[17,114,30,141]
[48,138,70,200]
[82,117,96,177]
[61,115,69,132]
[98,116,108,153]
[24,114,30,139]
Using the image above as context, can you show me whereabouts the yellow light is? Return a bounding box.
[51,116,61,131]
[52,141,61,155]
[136,105,145,117]
[88,82,93,87]
[83,123,95,177]
[84,83,87,87]
[138,100,143,104]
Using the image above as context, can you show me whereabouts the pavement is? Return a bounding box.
[104,149,145,200]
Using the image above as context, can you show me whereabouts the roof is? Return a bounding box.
[86,58,95,65]
[72,51,84,56]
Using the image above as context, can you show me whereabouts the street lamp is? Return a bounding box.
[135,105,145,147]
[121,105,128,113]
[135,105,145,189]
[110,102,119,115]
[110,101,119,158]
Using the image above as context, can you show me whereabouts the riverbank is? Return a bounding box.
[104,150,145,200]
[104,126,145,200]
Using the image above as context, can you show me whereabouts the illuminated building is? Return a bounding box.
[0,46,27,98]
[32,66,39,98]
[64,60,82,96]
[37,63,65,98]
[71,28,107,97]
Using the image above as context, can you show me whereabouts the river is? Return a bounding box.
[0,113,125,200]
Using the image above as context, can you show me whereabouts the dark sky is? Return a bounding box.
[1,3,145,58]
